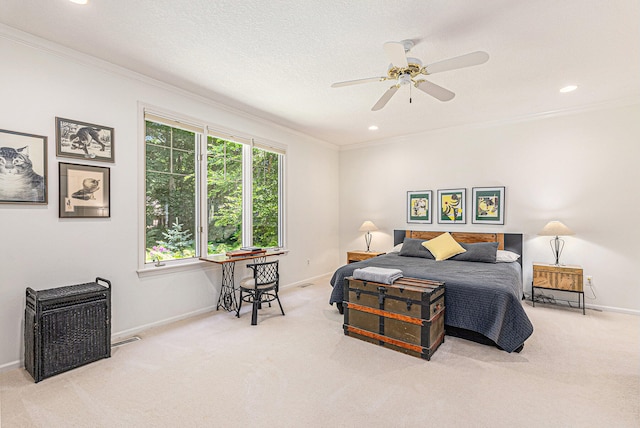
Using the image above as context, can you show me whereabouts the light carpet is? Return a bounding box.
[1,275,638,428]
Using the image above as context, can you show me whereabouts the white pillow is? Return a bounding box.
[496,250,520,262]
[390,243,403,253]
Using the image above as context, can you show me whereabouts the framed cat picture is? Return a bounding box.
[56,117,114,163]
[59,162,110,218]
[0,129,48,205]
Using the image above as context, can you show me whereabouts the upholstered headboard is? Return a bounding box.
[393,230,523,266]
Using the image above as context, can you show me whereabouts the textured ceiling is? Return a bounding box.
[1,0,639,146]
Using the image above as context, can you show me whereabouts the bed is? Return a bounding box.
[330,230,533,353]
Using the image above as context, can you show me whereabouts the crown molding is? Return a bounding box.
[3,23,635,154]
[339,96,640,151]
[0,23,338,152]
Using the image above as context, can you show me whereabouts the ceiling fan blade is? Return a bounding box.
[331,77,387,88]
[371,86,399,111]
[383,42,408,68]
[415,80,455,102]
[424,51,489,75]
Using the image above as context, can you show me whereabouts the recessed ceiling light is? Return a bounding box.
[69,0,88,4]
[368,125,379,131]
[560,85,578,93]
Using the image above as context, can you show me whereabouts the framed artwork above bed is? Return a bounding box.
[407,190,432,223]
[472,186,505,224]
[437,188,466,224]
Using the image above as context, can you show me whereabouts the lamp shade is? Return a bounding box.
[358,220,378,232]
[538,221,574,237]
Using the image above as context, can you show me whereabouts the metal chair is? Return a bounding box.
[237,260,284,325]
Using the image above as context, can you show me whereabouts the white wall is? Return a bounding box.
[339,103,640,313]
[2,25,637,371]
[0,29,340,368]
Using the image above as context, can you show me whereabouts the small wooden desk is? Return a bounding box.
[200,251,285,313]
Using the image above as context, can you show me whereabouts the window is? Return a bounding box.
[252,147,281,248]
[143,110,285,267]
[145,120,198,263]
[206,136,243,254]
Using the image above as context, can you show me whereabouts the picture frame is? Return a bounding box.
[59,162,110,218]
[407,190,432,223]
[56,117,114,162]
[472,186,505,225]
[437,188,466,224]
[0,128,48,204]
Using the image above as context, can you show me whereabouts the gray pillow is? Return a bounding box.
[398,238,435,259]
[450,242,498,263]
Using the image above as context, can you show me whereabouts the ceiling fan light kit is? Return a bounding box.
[397,74,412,86]
[332,39,489,111]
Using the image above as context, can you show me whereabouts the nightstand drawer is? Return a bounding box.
[347,251,385,264]
[533,264,583,292]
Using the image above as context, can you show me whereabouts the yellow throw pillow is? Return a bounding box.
[421,232,466,261]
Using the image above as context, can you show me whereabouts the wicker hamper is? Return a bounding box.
[24,277,111,382]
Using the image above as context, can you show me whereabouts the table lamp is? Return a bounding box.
[538,220,574,265]
[359,220,378,252]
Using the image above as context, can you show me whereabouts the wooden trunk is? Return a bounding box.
[343,276,445,360]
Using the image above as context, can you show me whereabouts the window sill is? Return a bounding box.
[136,249,289,278]
[136,259,214,278]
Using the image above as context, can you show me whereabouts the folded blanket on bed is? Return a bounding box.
[353,266,403,284]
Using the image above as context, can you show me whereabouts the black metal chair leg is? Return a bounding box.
[251,290,260,325]
[276,293,285,316]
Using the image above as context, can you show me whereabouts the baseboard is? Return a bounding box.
[526,292,640,316]
[281,272,333,289]
[0,305,219,374]
[113,273,333,340]
[585,303,640,316]
[111,305,216,341]
[2,276,332,373]
[0,360,21,372]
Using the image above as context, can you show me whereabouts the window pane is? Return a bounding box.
[172,128,195,151]
[145,121,197,263]
[252,148,279,248]
[145,121,171,147]
[172,149,195,175]
[207,137,243,254]
[146,144,171,172]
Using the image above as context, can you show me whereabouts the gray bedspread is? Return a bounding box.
[330,253,533,352]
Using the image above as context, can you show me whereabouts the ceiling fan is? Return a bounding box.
[331,40,489,111]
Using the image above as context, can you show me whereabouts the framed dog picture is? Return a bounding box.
[56,117,114,162]
[59,162,110,218]
[0,128,48,204]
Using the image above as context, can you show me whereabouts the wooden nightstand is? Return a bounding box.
[346,250,385,264]
[532,263,585,314]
